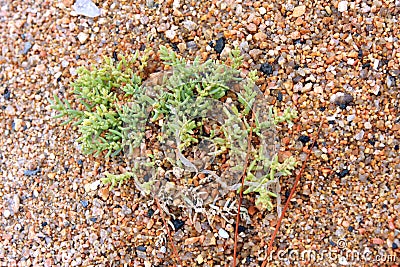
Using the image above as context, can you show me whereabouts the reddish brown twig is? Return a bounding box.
[260,121,323,267]
[233,112,255,267]
[155,197,183,267]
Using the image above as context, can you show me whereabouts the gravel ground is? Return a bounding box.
[0,0,399,266]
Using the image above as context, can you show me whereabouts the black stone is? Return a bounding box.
[362,63,370,68]
[137,245,146,252]
[139,44,146,51]
[347,226,354,232]
[3,88,11,100]
[77,159,83,165]
[328,120,335,124]
[147,208,155,218]
[56,76,61,82]
[277,91,283,102]
[393,243,398,249]
[339,104,347,109]
[298,135,311,144]
[144,173,151,182]
[246,256,253,263]
[319,107,326,111]
[395,144,399,151]
[358,49,363,59]
[214,37,226,54]
[90,217,97,222]
[260,63,273,76]
[41,222,48,227]
[368,138,376,146]
[337,169,349,178]
[366,202,372,209]
[113,51,118,61]
[171,43,179,52]
[329,240,336,246]
[171,219,185,230]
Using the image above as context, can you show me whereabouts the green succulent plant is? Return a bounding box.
[49,45,298,211]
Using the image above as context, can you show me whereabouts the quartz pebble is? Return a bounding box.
[218,228,229,239]
[292,5,306,17]
[338,1,348,12]
[72,0,101,17]
[77,32,89,43]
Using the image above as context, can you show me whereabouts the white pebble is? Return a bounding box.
[69,67,77,76]
[347,114,355,122]
[61,60,69,68]
[90,180,101,191]
[12,194,20,213]
[364,121,372,129]
[72,0,100,18]
[3,210,11,218]
[182,20,197,31]
[373,59,380,70]
[218,228,229,239]
[77,32,89,44]
[347,58,354,65]
[259,7,266,15]
[354,130,364,141]
[338,1,348,12]
[361,3,371,13]
[13,118,23,131]
[165,29,176,40]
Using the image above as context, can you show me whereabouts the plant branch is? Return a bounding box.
[260,120,323,267]
[154,197,183,267]
[233,112,255,267]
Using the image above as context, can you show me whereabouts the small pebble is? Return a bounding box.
[137,245,146,252]
[337,169,349,178]
[354,130,364,141]
[165,29,176,40]
[72,0,101,17]
[24,168,40,176]
[338,1,348,12]
[330,92,353,107]
[214,37,226,54]
[80,200,89,208]
[298,135,310,144]
[77,32,89,44]
[171,219,185,230]
[22,42,32,55]
[260,63,273,76]
[292,5,306,17]
[218,228,229,239]
[196,254,204,264]
[3,210,11,218]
